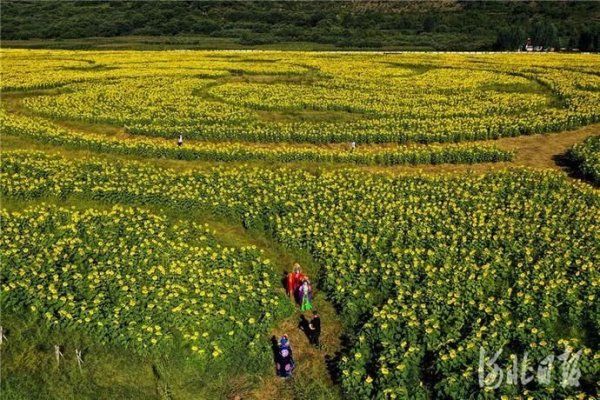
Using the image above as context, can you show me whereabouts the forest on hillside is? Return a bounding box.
[1,0,599,51]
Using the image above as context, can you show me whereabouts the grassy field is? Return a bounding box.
[1,49,599,399]
[0,36,490,53]
[0,36,340,51]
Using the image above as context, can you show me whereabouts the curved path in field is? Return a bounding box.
[3,87,599,184]
[361,123,600,180]
[197,220,343,400]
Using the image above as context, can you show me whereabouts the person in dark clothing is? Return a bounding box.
[275,334,295,378]
[308,312,321,347]
[298,314,310,334]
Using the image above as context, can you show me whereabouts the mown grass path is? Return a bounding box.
[185,213,343,400]
[363,123,600,181]
[3,88,599,183]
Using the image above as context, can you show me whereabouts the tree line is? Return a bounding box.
[494,19,600,51]
[1,1,598,51]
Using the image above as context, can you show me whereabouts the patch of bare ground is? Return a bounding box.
[494,124,600,169]
[363,124,600,181]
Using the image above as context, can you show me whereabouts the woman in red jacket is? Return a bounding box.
[286,263,306,302]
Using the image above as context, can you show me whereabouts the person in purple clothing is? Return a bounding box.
[275,334,295,378]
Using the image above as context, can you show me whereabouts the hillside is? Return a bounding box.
[1,0,599,51]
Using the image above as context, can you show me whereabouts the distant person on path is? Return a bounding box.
[275,334,295,378]
[177,134,183,147]
[308,312,321,347]
[298,279,313,312]
[287,263,306,300]
[350,141,356,153]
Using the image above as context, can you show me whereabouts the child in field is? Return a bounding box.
[177,134,183,146]
[298,279,313,312]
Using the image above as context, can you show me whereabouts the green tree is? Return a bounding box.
[494,25,526,50]
[531,19,559,49]
[422,15,437,33]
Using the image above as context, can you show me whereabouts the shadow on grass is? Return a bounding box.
[324,332,356,387]
[553,151,598,187]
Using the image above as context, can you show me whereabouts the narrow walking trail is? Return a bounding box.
[182,217,344,400]
[363,123,600,179]
[494,123,600,169]
[247,291,342,400]
[4,89,600,186]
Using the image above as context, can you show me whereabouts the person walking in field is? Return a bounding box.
[298,279,313,312]
[287,263,306,301]
[177,134,183,147]
[350,141,356,153]
[308,312,321,347]
[275,334,295,378]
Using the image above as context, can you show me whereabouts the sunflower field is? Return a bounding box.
[568,136,600,185]
[0,110,513,166]
[2,50,599,146]
[2,151,598,399]
[2,47,599,399]
[0,204,290,362]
